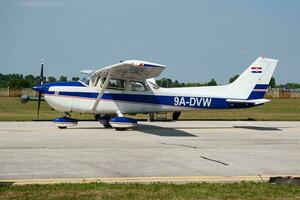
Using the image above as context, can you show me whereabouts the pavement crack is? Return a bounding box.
[158,142,198,149]
[200,156,229,166]
[158,142,229,166]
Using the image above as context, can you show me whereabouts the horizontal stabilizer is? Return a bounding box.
[226,98,270,105]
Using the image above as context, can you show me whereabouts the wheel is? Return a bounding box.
[98,114,115,128]
[172,111,181,120]
[115,128,126,131]
[94,114,100,121]
[103,124,112,128]
[58,126,67,129]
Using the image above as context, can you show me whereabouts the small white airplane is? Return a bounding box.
[31,57,278,130]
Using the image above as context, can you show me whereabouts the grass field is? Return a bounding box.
[1,182,300,200]
[0,97,300,121]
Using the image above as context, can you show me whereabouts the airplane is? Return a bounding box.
[28,57,278,130]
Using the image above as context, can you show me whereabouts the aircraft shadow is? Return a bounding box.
[133,124,197,137]
[70,126,106,129]
[233,126,282,131]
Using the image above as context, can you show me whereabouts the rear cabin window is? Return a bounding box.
[128,81,148,92]
[105,78,125,90]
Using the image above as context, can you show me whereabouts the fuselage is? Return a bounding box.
[35,80,267,115]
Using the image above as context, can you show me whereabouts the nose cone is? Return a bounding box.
[33,85,46,93]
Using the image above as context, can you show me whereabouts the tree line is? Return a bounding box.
[156,76,300,89]
[0,73,299,89]
[0,73,79,88]
[156,78,218,87]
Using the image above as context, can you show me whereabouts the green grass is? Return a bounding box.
[0,182,300,200]
[0,97,94,121]
[0,97,299,121]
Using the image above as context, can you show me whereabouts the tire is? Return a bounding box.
[94,114,100,121]
[58,126,67,129]
[103,124,112,128]
[115,128,126,131]
[172,111,181,120]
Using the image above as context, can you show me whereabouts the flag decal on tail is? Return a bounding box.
[251,67,262,73]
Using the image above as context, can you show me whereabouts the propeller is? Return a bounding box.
[37,60,44,119]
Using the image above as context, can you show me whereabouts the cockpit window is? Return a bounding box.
[81,77,90,86]
[128,81,148,92]
[147,80,160,89]
[106,78,125,90]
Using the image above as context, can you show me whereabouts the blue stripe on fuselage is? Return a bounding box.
[45,90,231,109]
[43,81,87,87]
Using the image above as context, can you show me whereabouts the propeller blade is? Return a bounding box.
[37,60,44,119]
[40,60,44,85]
[37,92,42,119]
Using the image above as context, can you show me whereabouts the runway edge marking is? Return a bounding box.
[2,175,299,185]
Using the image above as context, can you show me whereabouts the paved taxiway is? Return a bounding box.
[0,121,300,181]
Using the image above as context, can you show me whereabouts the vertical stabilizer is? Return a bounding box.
[226,57,278,99]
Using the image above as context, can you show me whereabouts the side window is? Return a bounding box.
[104,78,125,90]
[128,81,148,92]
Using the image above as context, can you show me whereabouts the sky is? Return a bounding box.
[0,0,299,84]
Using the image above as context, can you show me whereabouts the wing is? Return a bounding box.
[93,60,166,80]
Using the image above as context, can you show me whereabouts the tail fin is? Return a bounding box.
[226,57,278,99]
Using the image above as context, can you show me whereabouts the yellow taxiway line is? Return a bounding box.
[1,175,299,185]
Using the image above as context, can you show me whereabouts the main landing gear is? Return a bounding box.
[53,113,78,129]
[95,114,113,128]
[109,117,138,131]
[96,113,138,131]
[54,112,138,131]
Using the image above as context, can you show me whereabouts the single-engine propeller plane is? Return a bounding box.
[25,57,278,130]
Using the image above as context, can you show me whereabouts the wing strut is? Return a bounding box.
[91,73,111,113]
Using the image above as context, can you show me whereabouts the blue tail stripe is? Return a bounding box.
[248,84,269,99]
[253,84,269,89]
[248,92,265,99]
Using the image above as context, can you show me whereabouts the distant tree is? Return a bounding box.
[72,77,80,81]
[47,76,57,83]
[58,76,68,82]
[229,74,239,83]
[157,78,172,88]
[0,73,8,87]
[156,79,162,87]
[34,76,42,85]
[269,77,276,88]
[173,80,180,87]
[8,79,30,89]
[283,83,300,89]
[24,74,36,87]
[275,84,284,88]
[25,74,35,82]
[166,78,172,88]
[207,78,217,86]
